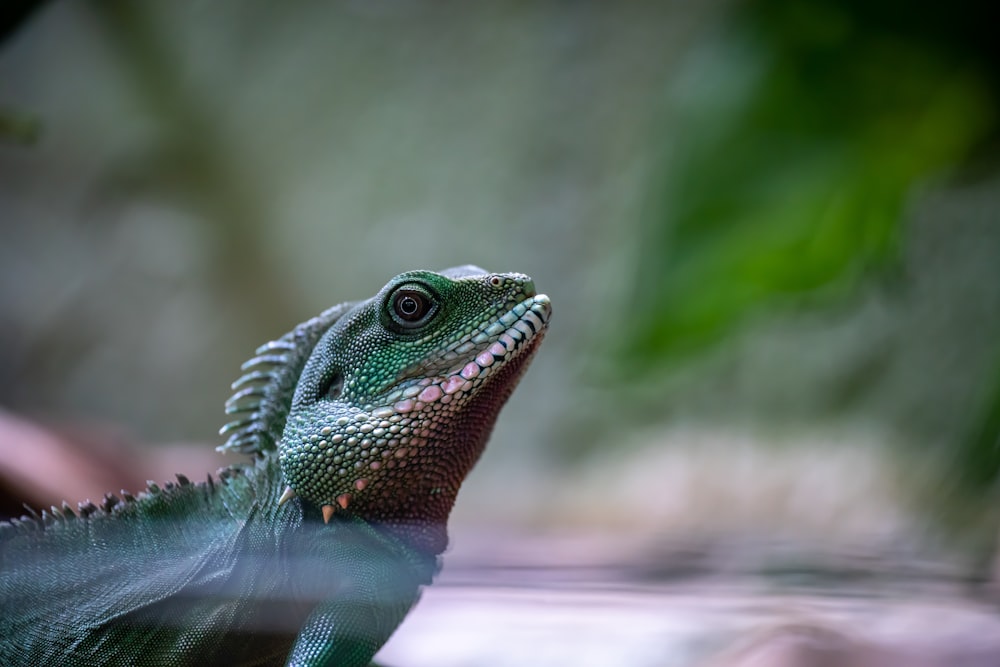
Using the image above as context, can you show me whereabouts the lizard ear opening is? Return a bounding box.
[320,372,344,401]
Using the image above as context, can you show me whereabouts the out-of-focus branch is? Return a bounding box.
[0,0,52,46]
[86,0,303,332]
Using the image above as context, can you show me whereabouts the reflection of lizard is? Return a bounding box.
[1,266,551,666]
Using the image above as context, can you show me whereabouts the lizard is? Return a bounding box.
[0,265,551,667]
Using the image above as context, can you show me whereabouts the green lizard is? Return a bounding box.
[0,266,551,666]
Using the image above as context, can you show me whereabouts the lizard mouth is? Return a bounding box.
[378,294,551,414]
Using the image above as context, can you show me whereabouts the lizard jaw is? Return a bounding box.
[381,294,552,415]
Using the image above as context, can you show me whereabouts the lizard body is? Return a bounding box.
[0,266,550,666]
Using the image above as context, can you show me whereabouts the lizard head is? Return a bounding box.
[278,266,550,552]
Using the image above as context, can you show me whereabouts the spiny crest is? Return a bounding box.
[0,473,202,536]
[218,302,352,455]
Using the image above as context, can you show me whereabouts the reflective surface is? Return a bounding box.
[381,538,1000,667]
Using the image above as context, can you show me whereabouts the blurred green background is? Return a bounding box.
[2,0,999,575]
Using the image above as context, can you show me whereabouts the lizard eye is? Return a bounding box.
[389,286,436,328]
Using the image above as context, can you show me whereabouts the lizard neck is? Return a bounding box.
[359,339,536,556]
[330,354,524,556]
[345,378,515,557]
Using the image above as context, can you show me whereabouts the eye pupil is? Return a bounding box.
[399,296,418,315]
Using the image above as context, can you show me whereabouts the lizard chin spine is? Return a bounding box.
[321,505,335,523]
[278,487,297,507]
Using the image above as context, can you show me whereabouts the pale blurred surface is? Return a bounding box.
[377,559,1000,667]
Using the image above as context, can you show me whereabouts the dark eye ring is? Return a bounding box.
[391,288,434,326]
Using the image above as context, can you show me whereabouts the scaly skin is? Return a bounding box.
[0,266,551,667]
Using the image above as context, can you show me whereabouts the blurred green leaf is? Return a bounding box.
[628,0,995,369]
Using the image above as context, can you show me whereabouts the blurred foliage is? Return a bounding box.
[626,0,1000,560]
[629,0,996,366]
